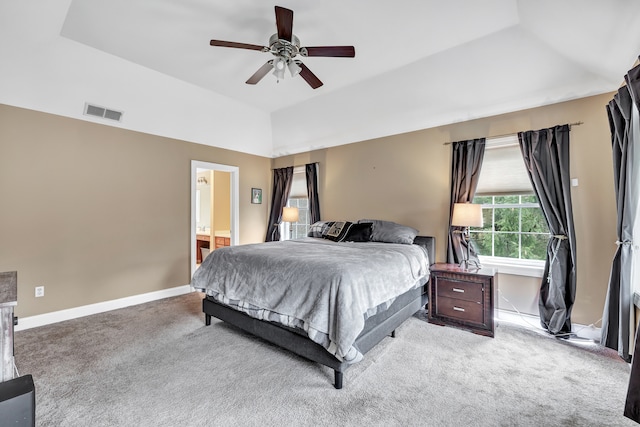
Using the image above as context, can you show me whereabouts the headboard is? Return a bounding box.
[413,236,436,266]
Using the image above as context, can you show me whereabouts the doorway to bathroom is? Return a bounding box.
[190,160,239,277]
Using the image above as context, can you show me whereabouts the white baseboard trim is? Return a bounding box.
[15,285,194,331]
[15,289,602,343]
[496,309,602,342]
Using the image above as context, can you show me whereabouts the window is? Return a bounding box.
[281,166,310,240]
[471,195,548,261]
[286,198,310,239]
[471,135,549,275]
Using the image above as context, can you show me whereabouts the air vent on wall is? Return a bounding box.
[83,103,123,122]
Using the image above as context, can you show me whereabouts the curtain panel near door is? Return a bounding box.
[305,163,321,224]
[599,60,640,425]
[265,167,294,242]
[601,84,637,363]
[624,88,640,422]
[518,125,577,335]
[446,138,486,265]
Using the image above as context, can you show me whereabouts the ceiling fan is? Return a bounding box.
[209,6,355,89]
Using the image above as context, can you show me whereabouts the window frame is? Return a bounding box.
[472,196,547,278]
[280,197,310,240]
[471,134,548,278]
[280,166,311,240]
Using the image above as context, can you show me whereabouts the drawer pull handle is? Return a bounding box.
[452,288,465,293]
[453,306,465,312]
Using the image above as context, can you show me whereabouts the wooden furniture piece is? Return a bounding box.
[195,234,210,264]
[200,236,436,389]
[1,271,18,382]
[0,271,35,426]
[214,235,230,249]
[428,263,496,337]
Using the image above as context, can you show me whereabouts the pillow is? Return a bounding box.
[307,221,335,238]
[343,222,373,242]
[323,221,353,242]
[358,219,419,244]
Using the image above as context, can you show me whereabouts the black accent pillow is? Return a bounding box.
[358,219,419,244]
[308,221,335,238]
[343,222,373,242]
[323,221,353,242]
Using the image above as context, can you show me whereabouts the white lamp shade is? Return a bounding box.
[272,66,285,80]
[282,207,299,223]
[288,60,302,77]
[451,203,483,227]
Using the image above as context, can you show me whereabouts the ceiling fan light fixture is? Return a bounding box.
[272,63,286,80]
[288,60,302,77]
[273,57,285,70]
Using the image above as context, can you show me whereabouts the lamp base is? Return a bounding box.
[459,259,482,271]
[271,223,280,241]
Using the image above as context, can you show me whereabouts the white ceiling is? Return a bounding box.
[1,1,639,158]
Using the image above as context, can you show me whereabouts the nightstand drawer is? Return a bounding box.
[436,296,484,324]
[427,263,497,337]
[436,278,482,303]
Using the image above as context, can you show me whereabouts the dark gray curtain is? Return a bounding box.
[604,62,640,423]
[518,125,576,335]
[305,163,321,224]
[265,167,293,242]
[446,138,486,264]
[602,84,635,362]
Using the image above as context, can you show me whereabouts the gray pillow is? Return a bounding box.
[358,219,418,245]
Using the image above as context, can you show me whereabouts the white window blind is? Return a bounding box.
[475,135,533,196]
[289,166,308,198]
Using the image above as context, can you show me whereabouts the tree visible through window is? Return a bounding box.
[471,195,549,260]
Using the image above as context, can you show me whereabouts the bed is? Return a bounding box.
[190,220,435,389]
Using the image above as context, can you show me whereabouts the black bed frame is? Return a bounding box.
[202,236,435,389]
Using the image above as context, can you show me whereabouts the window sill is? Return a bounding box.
[478,257,545,278]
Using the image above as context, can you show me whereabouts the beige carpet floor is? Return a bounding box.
[14,292,634,426]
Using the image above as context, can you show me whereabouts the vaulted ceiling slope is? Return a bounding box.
[1,1,639,158]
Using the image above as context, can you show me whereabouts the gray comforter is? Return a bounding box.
[190,237,430,362]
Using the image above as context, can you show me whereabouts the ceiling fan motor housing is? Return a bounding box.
[269,33,300,62]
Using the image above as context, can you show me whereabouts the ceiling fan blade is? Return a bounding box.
[302,46,356,58]
[275,6,293,42]
[210,39,267,52]
[245,62,274,85]
[298,63,323,89]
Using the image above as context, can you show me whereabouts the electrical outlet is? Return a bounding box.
[35,286,44,298]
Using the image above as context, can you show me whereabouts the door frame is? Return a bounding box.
[191,160,239,277]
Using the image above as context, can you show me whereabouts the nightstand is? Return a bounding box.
[428,263,497,337]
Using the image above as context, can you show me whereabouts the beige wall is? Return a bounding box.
[1,92,618,326]
[273,93,617,325]
[213,170,231,232]
[0,104,271,318]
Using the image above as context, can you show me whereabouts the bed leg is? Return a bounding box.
[334,371,343,389]
[391,330,396,338]
[205,314,211,326]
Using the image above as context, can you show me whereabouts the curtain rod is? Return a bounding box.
[271,162,319,170]
[441,121,584,146]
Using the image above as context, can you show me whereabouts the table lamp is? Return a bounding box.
[451,202,483,269]
[281,207,299,239]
